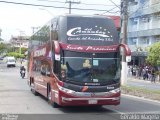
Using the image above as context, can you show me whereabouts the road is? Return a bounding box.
[0,63,160,120]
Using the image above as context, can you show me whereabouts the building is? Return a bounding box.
[127,0,160,66]
[10,36,29,48]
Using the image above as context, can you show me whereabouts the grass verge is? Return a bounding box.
[121,86,160,101]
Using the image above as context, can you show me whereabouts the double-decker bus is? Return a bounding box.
[28,14,131,107]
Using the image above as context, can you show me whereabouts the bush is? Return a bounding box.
[6,52,25,59]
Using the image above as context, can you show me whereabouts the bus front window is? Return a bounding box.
[60,51,120,84]
[61,52,92,82]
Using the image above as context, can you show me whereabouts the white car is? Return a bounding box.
[6,57,16,67]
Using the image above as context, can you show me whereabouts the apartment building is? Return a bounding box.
[127,0,160,66]
[10,36,29,48]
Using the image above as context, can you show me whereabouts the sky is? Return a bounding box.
[0,0,120,42]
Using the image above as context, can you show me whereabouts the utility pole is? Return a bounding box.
[31,27,39,34]
[121,0,128,85]
[65,0,80,14]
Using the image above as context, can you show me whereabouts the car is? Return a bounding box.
[6,57,16,67]
[0,57,4,60]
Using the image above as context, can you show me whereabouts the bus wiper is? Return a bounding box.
[113,79,118,83]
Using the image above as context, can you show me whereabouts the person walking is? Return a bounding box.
[151,68,156,83]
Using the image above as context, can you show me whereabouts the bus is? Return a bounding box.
[28,14,131,108]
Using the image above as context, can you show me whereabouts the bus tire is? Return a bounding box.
[94,105,103,109]
[47,84,51,101]
[47,84,60,108]
[52,102,59,108]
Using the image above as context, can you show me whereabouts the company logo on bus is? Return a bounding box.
[34,48,46,57]
[107,86,114,90]
[66,45,116,52]
[84,83,100,86]
[67,27,113,42]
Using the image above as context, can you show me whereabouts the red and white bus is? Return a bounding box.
[28,14,131,107]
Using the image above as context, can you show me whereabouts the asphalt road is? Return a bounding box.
[0,63,160,120]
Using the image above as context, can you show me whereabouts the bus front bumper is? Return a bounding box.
[57,86,121,106]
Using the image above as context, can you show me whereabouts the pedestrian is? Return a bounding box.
[127,66,132,77]
[138,66,142,79]
[136,66,139,78]
[151,68,156,83]
[142,68,146,80]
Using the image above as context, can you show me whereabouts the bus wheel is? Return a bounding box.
[47,84,59,108]
[47,90,52,102]
[31,83,38,96]
[52,102,59,108]
[47,84,52,101]
[94,105,103,109]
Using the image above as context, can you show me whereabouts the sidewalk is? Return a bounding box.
[127,76,160,84]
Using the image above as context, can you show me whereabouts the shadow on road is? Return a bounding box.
[58,106,114,113]
[37,93,115,113]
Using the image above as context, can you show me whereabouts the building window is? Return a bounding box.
[128,38,137,45]
[155,38,160,42]
[140,38,149,45]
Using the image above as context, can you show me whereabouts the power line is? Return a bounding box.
[38,0,120,14]
[65,0,80,14]
[108,0,120,9]
[0,0,67,9]
[38,0,65,4]
[0,0,119,12]
[101,6,118,15]
[38,0,117,7]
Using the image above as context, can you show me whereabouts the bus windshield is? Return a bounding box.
[60,50,121,84]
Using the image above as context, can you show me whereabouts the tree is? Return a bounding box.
[0,43,7,54]
[146,42,160,66]
[146,42,160,82]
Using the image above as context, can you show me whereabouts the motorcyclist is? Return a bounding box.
[20,66,26,77]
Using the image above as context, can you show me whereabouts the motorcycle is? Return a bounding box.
[21,70,25,78]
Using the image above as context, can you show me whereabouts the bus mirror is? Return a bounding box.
[119,44,131,56]
[54,41,60,54]
[126,56,131,62]
[55,54,60,61]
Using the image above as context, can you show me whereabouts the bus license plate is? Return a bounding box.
[88,99,97,104]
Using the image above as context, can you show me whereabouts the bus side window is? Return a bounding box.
[54,60,60,78]
[40,62,51,76]
[46,64,51,77]
[51,30,58,41]
[41,64,46,76]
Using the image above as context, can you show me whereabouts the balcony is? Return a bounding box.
[128,28,160,38]
[128,45,149,56]
[129,2,160,18]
